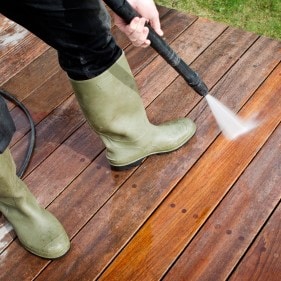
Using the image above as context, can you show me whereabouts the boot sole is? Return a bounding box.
[24,244,71,260]
[110,158,146,171]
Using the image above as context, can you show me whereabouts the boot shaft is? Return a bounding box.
[0,149,70,259]
[0,149,21,198]
[70,52,149,140]
[0,149,39,215]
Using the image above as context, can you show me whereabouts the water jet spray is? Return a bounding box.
[105,0,257,140]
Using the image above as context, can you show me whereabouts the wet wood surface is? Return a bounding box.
[0,6,280,281]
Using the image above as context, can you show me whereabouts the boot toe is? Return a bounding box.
[23,231,70,259]
[155,117,196,151]
[14,209,71,259]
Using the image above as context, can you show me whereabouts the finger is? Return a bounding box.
[130,17,146,35]
[130,26,150,47]
[129,18,149,42]
[127,17,142,35]
[132,38,150,48]
[149,17,164,36]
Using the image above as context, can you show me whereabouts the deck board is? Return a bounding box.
[0,5,280,281]
[229,202,281,281]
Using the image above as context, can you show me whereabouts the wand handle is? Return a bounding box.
[105,0,208,96]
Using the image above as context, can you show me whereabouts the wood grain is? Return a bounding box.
[229,202,281,281]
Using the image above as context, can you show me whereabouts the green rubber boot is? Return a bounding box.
[0,149,70,259]
[71,52,196,170]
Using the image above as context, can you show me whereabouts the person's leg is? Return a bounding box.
[71,52,196,169]
[0,96,69,258]
[0,0,196,170]
[0,96,16,154]
[0,0,122,79]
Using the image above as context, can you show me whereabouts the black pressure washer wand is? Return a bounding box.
[104,0,208,97]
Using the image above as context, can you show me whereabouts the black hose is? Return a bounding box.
[0,89,36,178]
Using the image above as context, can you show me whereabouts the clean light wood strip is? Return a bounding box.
[0,15,15,33]
[164,125,281,281]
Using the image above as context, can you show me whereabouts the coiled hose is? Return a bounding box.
[0,89,36,178]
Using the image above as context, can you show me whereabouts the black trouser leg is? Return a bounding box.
[0,0,122,79]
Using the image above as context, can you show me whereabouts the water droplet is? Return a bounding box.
[226,230,232,235]
[181,209,187,213]
[170,203,176,208]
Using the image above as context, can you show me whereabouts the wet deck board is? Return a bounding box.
[0,6,280,281]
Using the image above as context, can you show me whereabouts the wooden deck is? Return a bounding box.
[1,6,280,281]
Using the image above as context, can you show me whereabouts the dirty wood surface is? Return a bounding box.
[0,6,280,281]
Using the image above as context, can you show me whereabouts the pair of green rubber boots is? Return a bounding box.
[0,53,195,259]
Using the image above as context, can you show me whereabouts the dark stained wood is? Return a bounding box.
[0,5,280,281]
[229,203,281,281]
[6,7,174,171]
[36,35,280,281]
[2,48,59,103]
[11,95,85,173]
